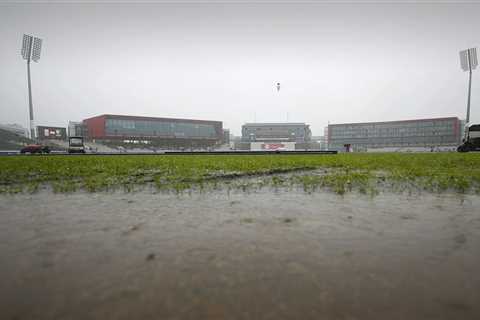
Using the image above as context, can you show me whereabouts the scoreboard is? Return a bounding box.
[37,126,67,140]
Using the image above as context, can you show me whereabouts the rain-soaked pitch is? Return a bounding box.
[1,189,479,320]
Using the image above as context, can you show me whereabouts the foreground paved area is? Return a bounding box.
[1,190,479,320]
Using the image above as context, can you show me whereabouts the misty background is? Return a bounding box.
[0,1,479,136]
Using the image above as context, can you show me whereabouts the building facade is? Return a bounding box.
[327,117,462,151]
[222,129,230,144]
[311,136,327,150]
[241,123,311,143]
[68,121,86,137]
[82,114,223,148]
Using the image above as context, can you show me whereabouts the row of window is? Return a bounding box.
[243,128,310,139]
[330,129,457,137]
[331,124,455,132]
[332,131,457,138]
[331,125,457,137]
[331,120,457,132]
[244,127,306,132]
[105,119,218,138]
[330,136,459,145]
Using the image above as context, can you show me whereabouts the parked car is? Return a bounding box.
[20,144,50,154]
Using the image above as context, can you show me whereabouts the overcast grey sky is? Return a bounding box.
[0,1,479,135]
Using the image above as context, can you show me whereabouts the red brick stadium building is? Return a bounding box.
[83,114,223,148]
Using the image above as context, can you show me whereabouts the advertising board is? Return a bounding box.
[250,142,295,151]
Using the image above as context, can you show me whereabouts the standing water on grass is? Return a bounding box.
[1,189,479,320]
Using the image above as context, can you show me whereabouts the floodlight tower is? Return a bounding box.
[21,34,42,140]
[459,48,478,127]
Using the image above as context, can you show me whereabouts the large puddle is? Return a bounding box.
[1,190,479,319]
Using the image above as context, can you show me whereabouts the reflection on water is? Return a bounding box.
[0,190,479,319]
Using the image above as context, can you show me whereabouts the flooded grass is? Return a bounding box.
[1,153,480,194]
[2,190,480,319]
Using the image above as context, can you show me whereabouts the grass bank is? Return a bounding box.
[1,153,480,194]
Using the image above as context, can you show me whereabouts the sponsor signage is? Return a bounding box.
[251,142,296,151]
[262,143,286,150]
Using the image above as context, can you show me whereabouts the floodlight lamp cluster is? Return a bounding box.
[21,34,42,62]
[460,48,478,72]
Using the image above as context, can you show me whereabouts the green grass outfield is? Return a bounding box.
[1,153,480,194]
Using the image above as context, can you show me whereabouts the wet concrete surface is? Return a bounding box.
[0,190,479,320]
